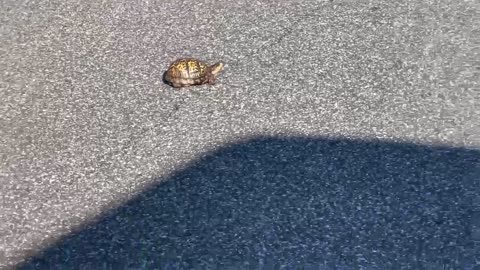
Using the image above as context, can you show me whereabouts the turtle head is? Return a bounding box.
[205,62,224,84]
[209,62,224,76]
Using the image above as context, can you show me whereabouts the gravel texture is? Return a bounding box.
[1,0,479,269]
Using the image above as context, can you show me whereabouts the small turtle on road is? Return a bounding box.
[163,58,224,88]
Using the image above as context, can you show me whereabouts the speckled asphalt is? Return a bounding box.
[1,0,479,269]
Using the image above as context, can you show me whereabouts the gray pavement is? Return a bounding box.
[1,0,479,269]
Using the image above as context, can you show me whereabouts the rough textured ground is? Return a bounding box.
[1,0,479,269]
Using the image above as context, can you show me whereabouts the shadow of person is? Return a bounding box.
[18,136,480,269]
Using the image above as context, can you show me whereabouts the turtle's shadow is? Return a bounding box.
[162,71,172,87]
[18,136,480,269]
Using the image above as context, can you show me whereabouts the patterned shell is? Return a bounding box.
[166,58,208,80]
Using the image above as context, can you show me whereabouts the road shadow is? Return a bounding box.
[18,136,480,269]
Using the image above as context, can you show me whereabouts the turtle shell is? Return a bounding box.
[163,58,224,88]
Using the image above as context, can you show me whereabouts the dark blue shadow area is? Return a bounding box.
[18,136,480,269]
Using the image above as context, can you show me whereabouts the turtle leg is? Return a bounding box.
[207,77,216,85]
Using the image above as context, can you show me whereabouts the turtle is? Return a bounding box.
[163,58,224,88]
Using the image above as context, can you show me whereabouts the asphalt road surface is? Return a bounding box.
[1,0,480,269]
